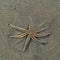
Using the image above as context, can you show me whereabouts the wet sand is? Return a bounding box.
[0,0,60,60]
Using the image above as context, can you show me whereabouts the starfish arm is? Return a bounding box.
[32,36,47,43]
[28,16,33,30]
[23,35,30,52]
[39,20,49,27]
[9,32,28,39]
[9,24,27,32]
[35,20,49,32]
[36,32,51,37]
[36,28,48,33]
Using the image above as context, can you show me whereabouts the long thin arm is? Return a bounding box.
[36,32,51,37]
[39,20,49,27]
[36,28,48,33]
[23,35,30,51]
[9,32,28,39]
[35,20,49,33]
[32,36,47,43]
[28,16,33,30]
[9,24,27,32]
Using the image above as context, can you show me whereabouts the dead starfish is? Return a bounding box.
[9,17,51,52]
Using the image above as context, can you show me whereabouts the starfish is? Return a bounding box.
[9,17,51,52]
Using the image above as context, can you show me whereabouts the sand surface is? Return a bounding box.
[0,0,60,60]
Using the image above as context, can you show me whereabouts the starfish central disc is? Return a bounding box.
[28,29,37,37]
